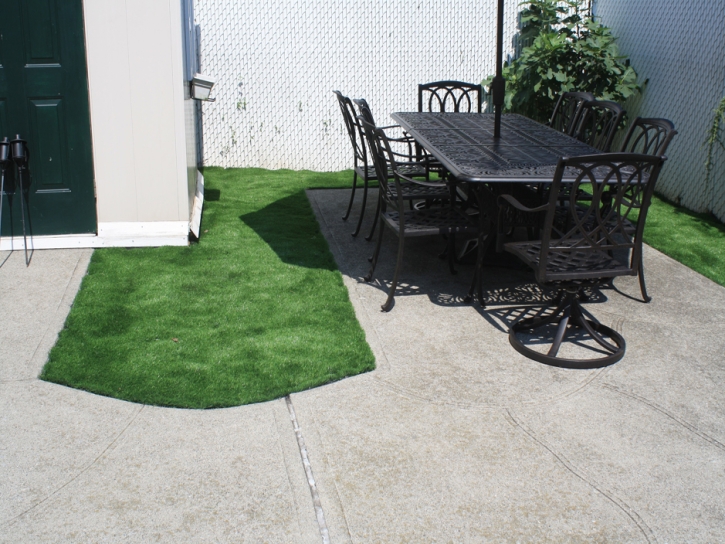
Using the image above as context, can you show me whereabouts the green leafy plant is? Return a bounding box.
[485,0,641,123]
[704,95,725,202]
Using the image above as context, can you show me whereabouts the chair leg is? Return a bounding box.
[351,177,369,237]
[547,305,572,357]
[575,309,622,354]
[447,233,457,275]
[465,228,493,306]
[342,170,358,221]
[364,217,385,281]
[509,291,625,368]
[365,189,382,241]
[382,232,405,312]
[638,251,651,303]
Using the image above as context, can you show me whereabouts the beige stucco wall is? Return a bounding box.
[83,0,191,225]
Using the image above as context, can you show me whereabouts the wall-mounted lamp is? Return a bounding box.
[191,73,216,101]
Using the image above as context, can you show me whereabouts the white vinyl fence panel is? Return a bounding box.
[195,0,518,171]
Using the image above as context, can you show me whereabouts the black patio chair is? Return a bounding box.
[359,116,479,312]
[418,80,484,113]
[333,91,374,237]
[417,81,484,175]
[353,98,450,242]
[617,118,678,302]
[551,100,626,224]
[547,91,595,135]
[495,92,597,247]
[499,153,666,368]
[572,99,626,152]
[620,117,677,157]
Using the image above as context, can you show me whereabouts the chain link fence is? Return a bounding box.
[196,0,725,222]
[195,0,518,172]
[594,0,725,222]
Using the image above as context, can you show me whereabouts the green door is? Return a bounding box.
[0,0,96,237]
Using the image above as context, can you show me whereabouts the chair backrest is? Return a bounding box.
[333,91,366,166]
[547,91,595,135]
[354,98,417,166]
[572,100,626,152]
[619,117,677,156]
[536,153,665,284]
[418,81,483,113]
[358,116,404,211]
[353,98,375,125]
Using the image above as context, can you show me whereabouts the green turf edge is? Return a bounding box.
[643,193,725,287]
[40,168,375,409]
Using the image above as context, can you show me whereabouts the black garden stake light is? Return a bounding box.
[0,137,10,252]
[11,135,31,266]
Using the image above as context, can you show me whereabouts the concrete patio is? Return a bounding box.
[2,188,724,542]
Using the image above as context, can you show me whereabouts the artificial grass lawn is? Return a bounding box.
[41,168,375,408]
[643,194,725,287]
[576,184,725,286]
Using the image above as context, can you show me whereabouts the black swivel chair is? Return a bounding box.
[500,153,666,367]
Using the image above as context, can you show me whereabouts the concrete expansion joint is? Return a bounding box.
[285,395,331,544]
[0,404,144,529]
[601,383,725,452]
[0,377,35,384]
[610,315,625,334]
[372,368,610,411]
[504,408,658,544]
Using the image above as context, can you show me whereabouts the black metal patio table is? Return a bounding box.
[390,112,603,305]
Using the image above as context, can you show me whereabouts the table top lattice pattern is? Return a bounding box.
[392,113,601,183]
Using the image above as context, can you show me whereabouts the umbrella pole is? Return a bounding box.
[493,0,505,138]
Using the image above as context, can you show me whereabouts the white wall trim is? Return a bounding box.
[189,170,205,238]
[0,221,189,250]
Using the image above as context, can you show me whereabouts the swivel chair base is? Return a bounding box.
[509,289,625,369]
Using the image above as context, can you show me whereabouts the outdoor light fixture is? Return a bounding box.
[10,134,31,265]
[0,137,9,166]
[191,73,216,101]
[0,137,10,248]
[11,134,28,170]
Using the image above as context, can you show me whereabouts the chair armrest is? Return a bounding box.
[379,125,415,142]
[385,133,417,145]
[498,194,548,213]
[388,148,426,164]
[396,170,447,188]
